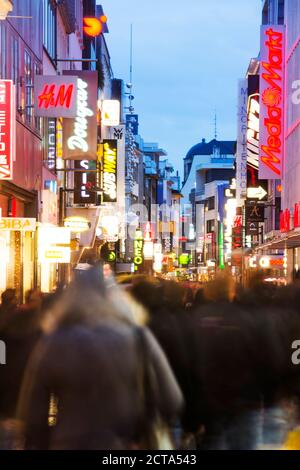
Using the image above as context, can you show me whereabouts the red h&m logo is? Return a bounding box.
[34,76,77,118]
[38,83,74,110]
[0,80,14,181]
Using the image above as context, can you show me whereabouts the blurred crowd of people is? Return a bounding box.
[1,267,300,450]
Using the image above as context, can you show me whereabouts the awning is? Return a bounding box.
[256,229,300,251]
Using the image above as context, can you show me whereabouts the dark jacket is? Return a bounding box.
[18,319,183,450]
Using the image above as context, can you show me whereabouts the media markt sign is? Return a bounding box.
[259,26,285,179]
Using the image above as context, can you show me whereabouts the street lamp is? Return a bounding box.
[0,0,13,20]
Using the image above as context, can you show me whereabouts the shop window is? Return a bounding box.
[206,196,215,211]
[43,0,57,61]
[11,35,19,109]
[207,219,215,233]
[34,62,42,133]
[0,22,7,79]
[24,49,33,126]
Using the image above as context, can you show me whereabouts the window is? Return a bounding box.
[278,0,285,24]
[34,62,42,132]
[43,0,56,60]
[24,50,33,126]
[207,220,215,233]
[206,196,215,211]
[0,22,6,79]
[11,35,19,108]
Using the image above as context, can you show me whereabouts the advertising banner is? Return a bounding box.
[259,26,285,179]
[102,139,117,203]
[0,80,15,180]
[236,79,248,204]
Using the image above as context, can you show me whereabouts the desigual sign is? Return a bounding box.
[0,218,36,231]
[63,71,98,160]
[259,26,285,179]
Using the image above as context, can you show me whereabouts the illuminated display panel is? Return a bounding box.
[0,80,14,180]
[259,26,285,179]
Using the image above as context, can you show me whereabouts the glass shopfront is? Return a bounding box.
[0,222,36,303]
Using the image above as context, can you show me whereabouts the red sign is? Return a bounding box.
[294,203,300,228]
[233,215,243,228]
[0,80,14,180]
[259,26,285,179]
[34,76,77,118]
[280,209,290,233]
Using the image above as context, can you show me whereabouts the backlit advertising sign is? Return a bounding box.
[102,140,117,203]
[63,71,98,160]
[0,80,15,180]
[259,26,285,179]
[34,75,77,118]
[134,229,144,272]
[236,79,248,203]
[74,160,97,205]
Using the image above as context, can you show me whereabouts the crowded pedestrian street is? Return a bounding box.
[1,0,300,462]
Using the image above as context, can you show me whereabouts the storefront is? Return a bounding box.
[0,216,36,302]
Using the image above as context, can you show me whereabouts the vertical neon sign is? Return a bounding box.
[259,26,285,179]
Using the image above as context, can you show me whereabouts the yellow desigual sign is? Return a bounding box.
[0,218,36,231]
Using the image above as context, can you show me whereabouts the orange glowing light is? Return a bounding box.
[83,16,107,37]
[277,184,282,193]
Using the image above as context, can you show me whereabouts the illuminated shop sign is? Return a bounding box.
[280,209,291,233]
[34,76,77,118]
[0,217,36,231]
[102,100,120,127]
[83,15,107,37]
[179,253,190,266]
[236,79,248,203]
[64,217,91,233]
[74,160,97,205]
[294,203,300,228]
[0,80,15,180]
[134,229,144,271]
[259,26,285,179]
[63,71,98,160]
[102,140,117,203]
[38,227,71,264]
[249,255,284,269]
[46,118,56,170]
[247,93,260,169]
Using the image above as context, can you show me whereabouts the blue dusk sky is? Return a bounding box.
[102,0,262,176]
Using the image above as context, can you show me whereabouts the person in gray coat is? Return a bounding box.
[17,267,183,450]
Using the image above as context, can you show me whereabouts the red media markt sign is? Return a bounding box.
[259,26,285,180]
[0,80,15,180]
[34,75,78,118]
